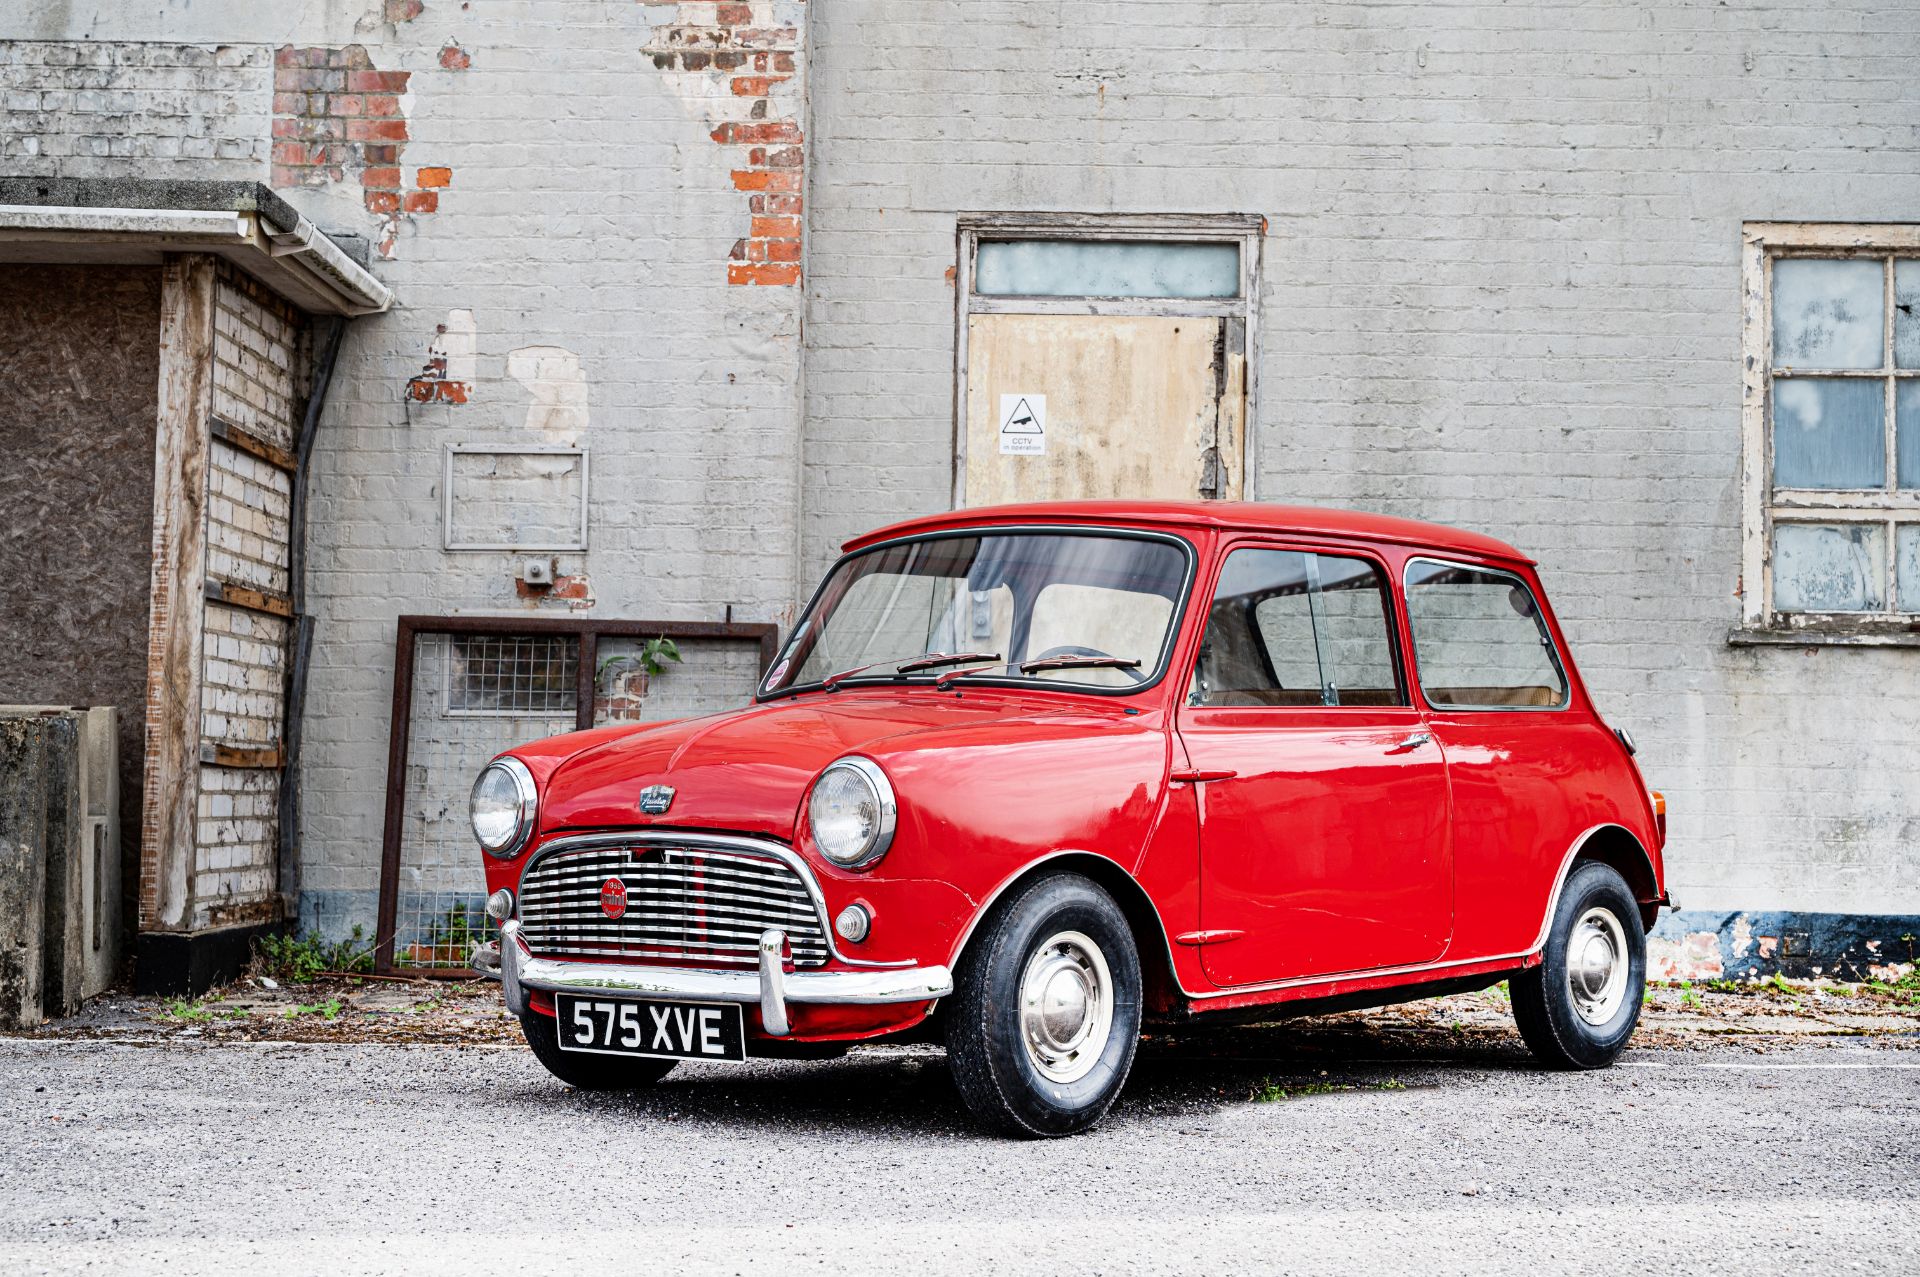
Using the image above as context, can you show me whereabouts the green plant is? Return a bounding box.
[284,999,343,1021]
[255,926,374,983]
[162,999,213,1023]
[600,637,683,682]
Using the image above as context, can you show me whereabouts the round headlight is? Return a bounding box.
[807,757,896,869]
[470,757,536,859]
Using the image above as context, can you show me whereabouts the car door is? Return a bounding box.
[1400,557,1593,959]
[1176,543,1453,987]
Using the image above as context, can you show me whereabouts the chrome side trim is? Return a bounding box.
[758,929,790,1035]
[519,829,915,968]
[475,920,951,1016]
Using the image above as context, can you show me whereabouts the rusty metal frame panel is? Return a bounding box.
[951,213,1265,509]
[374,613,780,975]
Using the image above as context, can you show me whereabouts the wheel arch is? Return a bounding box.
[1570,823,1661,932]
[948,851,1185,1014]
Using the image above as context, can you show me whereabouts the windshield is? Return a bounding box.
[761,531,1192,696]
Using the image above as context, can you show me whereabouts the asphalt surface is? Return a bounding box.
[2,1017,1916,1276]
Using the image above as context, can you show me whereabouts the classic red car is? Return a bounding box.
[472,501,1669,1136]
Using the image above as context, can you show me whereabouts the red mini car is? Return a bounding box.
[472,501,1669,1136]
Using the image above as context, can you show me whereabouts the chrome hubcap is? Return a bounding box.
[1019,930,1113,1084]
[1567,906,1629,1026]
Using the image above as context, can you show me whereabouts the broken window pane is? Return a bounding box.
[1772,376,1887,488]
[974,240,1240,299]
[1772,258,1884,369]
[1772,523,1885,613]
[1895,259,1920,369]
[1899,379,1920,489]
[1899,525,1920,611]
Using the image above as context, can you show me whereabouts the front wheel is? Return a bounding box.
[946,872,1142,1138]
[1512,861,1647,1069]
[519,1010,678,1090]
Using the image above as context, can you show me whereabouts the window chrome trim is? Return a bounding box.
[516,829,915,968]
[1399,555,1573,714]
[758,524,1200,703]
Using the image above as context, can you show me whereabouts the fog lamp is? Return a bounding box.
[834,903,872,944]
[485,889,515,922]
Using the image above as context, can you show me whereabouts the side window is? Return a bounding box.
[1192,549,1404,707]
[1404,561,1568,709]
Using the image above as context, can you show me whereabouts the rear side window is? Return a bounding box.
[1404,561,1568,709]
[1193,549,1404,707]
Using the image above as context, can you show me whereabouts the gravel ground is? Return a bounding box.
[1,981,1916,1275]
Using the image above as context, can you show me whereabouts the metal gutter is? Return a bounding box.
[0,202,391,316]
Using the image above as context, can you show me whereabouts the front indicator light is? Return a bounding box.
[1650,789,1667,843]
[486,889,515,922]
[834,904,872,944]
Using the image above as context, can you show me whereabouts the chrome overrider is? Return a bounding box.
[473,920,954,1037]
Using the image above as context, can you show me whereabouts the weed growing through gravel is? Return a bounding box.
[1254,1076,1408,1102]
[283,999,344,1022]
[254,927,374,983]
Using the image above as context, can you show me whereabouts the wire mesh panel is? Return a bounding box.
[393,633,578,968]
[376,617,779,974]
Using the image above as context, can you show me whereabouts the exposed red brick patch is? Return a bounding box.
[273,44,455,258]
[641,1,804,286]
[440,43,472,70]
[386,0,425,22]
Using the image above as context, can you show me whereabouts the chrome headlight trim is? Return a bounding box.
[471,756,537,860]
[807,755,897,870]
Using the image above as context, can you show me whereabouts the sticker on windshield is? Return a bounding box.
[998,394,1046,456]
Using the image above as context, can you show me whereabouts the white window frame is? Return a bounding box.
[1738,222,1920,643]
[952,213,1265,508]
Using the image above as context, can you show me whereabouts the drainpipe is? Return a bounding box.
[276,317,348,924]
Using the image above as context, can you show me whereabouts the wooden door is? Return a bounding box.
[960,313,1246,507]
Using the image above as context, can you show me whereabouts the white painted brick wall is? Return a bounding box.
[0,39,269,177]
[206,442,292,596]
[213,270,301,449]
[13,0,1918,935]
[801,0,1920,917]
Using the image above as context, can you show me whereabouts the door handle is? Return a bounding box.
[1170,768,1238,784]
[1390,732,1432,753]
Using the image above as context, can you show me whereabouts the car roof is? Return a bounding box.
[843,500,1532,564]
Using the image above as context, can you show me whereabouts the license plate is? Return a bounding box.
[553,994,747,1062]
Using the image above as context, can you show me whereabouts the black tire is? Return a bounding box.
[1512,861,1647,1069]
[946,872,1142,1138]
[519,1010,678,1090]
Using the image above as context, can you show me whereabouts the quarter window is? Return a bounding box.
[1192,549,1403,708]
[1741,225,1920,631]
[1404,562,1568,710]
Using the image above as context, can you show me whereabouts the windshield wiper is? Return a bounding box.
[821,651,1003,691]
[1017,655,1142,674]
[898,651,1002,673]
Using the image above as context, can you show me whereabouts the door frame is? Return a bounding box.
[951,212,1266,509]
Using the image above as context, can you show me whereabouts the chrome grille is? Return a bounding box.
[517,843,830,968]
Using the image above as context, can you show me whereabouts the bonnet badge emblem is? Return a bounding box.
[638,784,675,815]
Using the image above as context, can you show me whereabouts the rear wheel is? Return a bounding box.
[519,1010,678,1090]
[946,872,1142,1138]
[1512,861,1646,1069]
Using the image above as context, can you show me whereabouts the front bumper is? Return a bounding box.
[473,920,953,1036]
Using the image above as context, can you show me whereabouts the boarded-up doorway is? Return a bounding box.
[954,217,1262,508]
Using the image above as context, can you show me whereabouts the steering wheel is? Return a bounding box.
[1030,644,1148,684]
